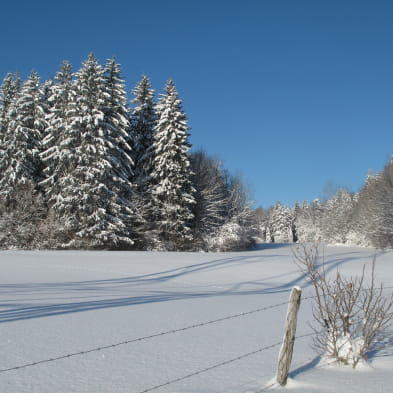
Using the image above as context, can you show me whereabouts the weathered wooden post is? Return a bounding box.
[276,286,302,386]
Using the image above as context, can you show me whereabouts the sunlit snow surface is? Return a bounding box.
[1,245,393,393]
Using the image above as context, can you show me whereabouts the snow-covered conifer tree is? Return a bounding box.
[102,58,134,181]
[269,201,295,243]
[150,79,195,250]
[352,170,379,246]
[366,160,393,248]
[128,75,157,247]
[56,53,107,246]
[101,57,139,244]
[321,189,355,244]
[0,73,20,134]
[0,73,21,180]
[0,71,46,203]
[296,199,323,242]
[40,60,75,204]
[293,200,316,242]
[52,54,136,248]
[130,75,156,189]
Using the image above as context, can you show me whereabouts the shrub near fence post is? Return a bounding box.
[276,286,302,386]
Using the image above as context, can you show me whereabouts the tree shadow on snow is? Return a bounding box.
[0,248,362,323]
[251,243,291,251]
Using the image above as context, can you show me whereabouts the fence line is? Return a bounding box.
[1,287,390,374]
[1,285,391,390]
[0,297,307,374]
[137,332,316,393]
[137,341,283,393]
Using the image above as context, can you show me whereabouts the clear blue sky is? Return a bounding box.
[1,0,392,208]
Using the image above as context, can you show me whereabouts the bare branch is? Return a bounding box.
[292,242,393,367]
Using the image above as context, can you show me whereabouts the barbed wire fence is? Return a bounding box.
[1,286,392,392]
[0,296,303,374]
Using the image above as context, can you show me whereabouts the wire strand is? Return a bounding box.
[137,332,315,393]
[137,341,284,393]
[0,298,293,374]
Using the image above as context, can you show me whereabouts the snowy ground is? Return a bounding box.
[1,244,393,393]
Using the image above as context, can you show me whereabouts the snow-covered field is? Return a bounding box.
[1,244,393,393]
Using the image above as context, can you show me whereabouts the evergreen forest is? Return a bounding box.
[0,54,255,250]
[0,53,392,251]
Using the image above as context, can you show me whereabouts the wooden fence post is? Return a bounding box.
[276,286,302,386]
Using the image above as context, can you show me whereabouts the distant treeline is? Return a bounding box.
[256,157,393,249]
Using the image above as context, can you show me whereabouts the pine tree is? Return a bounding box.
[101,57,138,244]
[130,75,156,189]
[40,60,75,204]
[128,75,157,248]
[0,73,20,134]
[293,200,315,242]
[367,160,393,248]
[150,79,195,249]
[321,189,354,244]
[56,53,107,246]
[102,58,134,181]
[269,201,294,243]
[0,71,46,203]
[353,170,379,246]
[0,73,21,180]
[51,54,136,248]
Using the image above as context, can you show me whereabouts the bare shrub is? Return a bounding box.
[0,183,61,249]
[293,242,393,367]
[204,220,256,252]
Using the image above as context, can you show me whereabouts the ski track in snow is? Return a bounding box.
[0,244,392,393]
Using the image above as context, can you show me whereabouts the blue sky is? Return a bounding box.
[1,0,392,208]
